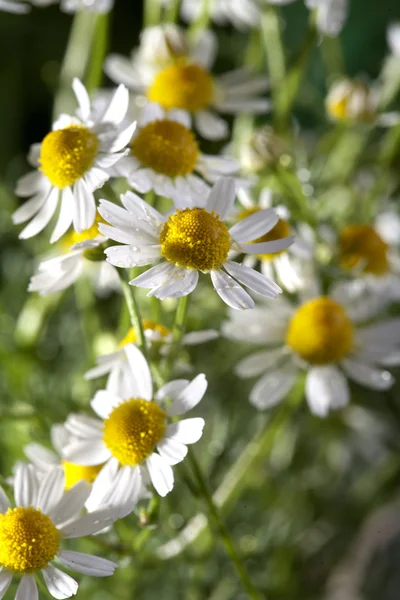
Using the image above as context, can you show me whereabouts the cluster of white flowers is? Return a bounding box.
[4,1,400,598]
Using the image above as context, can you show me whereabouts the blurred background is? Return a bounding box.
[1,1,400,599]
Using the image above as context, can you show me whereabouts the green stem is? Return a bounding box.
[188,450,263,600]
[165,0,180,22]
[261,6,286,131]
[85,13,110,92]
[188,0,212,40]
[53,11,97,119]
[144,0,162,27]
[172,295,190,344]
[118,271,147,357]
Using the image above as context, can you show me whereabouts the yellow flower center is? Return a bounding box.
[40,125,99,189]
[148,64,214,112]
[131,119,199,178]
[63,215,105,249]
[160,208,231,271]
[0,507,60,573]
[286,297,353,365]
[62,461,104,491]
[339,224,389,275]
[240,208,291,261]
[103,399,167,466]
[326,81,374,123]
[119,320,170,348]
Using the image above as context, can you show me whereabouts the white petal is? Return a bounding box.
[123,344,153,400]
[0,485,10,513]
[210,269,254,310]
[12,188,49,224]
[224,261,282,299]
[155,380,190,403]
[140,102,164,126]
[235,348,284,379]
[63,441,110,466]
[205,178,236,219]
[101,84,129,125]
[0,571,12,599]
[84,459,119,513]
[104,55,140,89]
[243,237,295,255]
[249,366,297,410]
[16,576,38,600]
[106,121,136,153]
[50,187,74,243]
[36,467,65,514]
[195,111,228,141]
[191,29,217,69]
[51,481,91,525]
[105,244,160,268]
[15,171,45,197]
[165,418,205,444]
[167,374,207,416]
[157,438,188,465]
[42,566,78,600]
[145,267,199,300]
[25,443,59,472]
[91,390,123,419]
[98,465,141,518]
[167,109,191,128]
[14,463,38,507]
[58,551,117,577]
[59,507,120,538]
[182,330,219,345]
[19,187,59,239]
[64,413,103,438]
[72,78,90,121]
[73,179,96,233]
[130,262,183,291]
[305,366,350,417]
[342,359,394,391]
[146,453,174,497]
[229,208,278,243]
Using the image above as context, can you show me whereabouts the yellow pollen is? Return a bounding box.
[286,297,353,365]
[40,125,99,189]
[148,63,214,112]
[339,224,389,275]
[326,80,374,123]
[103,399,167,466]
[160,207,231,271]
[240,208,291,261]
[131,119,199,178]
[62,461,104,491]
[119,320,170,348]
[0,507,59,573]
[62,213,106,249]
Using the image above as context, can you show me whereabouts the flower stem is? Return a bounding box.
[85,13,110,92]
[118,271,147,358]
[172,295,190,344]
[165,0,180,22]
[261,6,286,132]
[144,0,162,27]
[187,450,263,600]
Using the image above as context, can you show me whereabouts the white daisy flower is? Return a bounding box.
[304,0,348,37]
[98,179,294,309]
[62,344,207,498]
[84,323,218,396]
[0,0,29,12]
[0,462,129,600]
[223,281,400,417]
[326,78,378,124]
[104,24,270,141]
[13,78,135,243]
[110,102,240,204]
[28,215,119,297]
[235,187,316,293]
[336,217,400,304]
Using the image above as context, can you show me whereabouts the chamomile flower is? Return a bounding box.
[326,78,378,124]
[0,463,126,600]
[99,179,294,309]
[84,322,218,396]
[336,217,400,303]
[235,188,315,293]
[304,0,348,37]
[62,345,207,497]
[13,78,135,243]
[105,24,270,141]
[28,215,119,297]
[110,103,240,204]
[224,282,400,417]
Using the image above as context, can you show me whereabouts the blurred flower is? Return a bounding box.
[224,281,400,416]
[63,345,207,497]
[58,0,113,12]
[235,187,316,293]
[85,322,218,395]
[238,126,288,174]
[111,102,240,204]
[28,213,119,296]
[13,79,135,242]
[0,0,29,12]
[387,22,400,56]
[179,0,262,29]
[105,24,270,141]
[305,0,348,37]
[0,463,124,599]
[99,179,294,309]
[326,78,377,124]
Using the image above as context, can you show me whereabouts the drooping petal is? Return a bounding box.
[123,344,153,401]
[0,570,12,599]
[146,453,174,497]
[205,178,236,220]
[342,359,394,391]
[235,348,285,379]
[157,438,188,466]
[51,481,91,526]
[15,575,38,600]
[42,565,78,600]
[305,366,350,417]
[19,187,59,240]
[62,440,110,466]
[167,374,207,416]
[249,365,297,410]
[165,418,205,444]
[210,269,254,310]
[58,551,117,577]
[224,261,282,299]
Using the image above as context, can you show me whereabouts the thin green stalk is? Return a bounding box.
[85,13,110,92]
[165,0,180,23]
[188,450,263,600]
[53,11,97,119]
[261,6,286,131]
[118,271,147,357]
[188,0,213,39]
[144,0,162,27]
[172,295,190,344]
